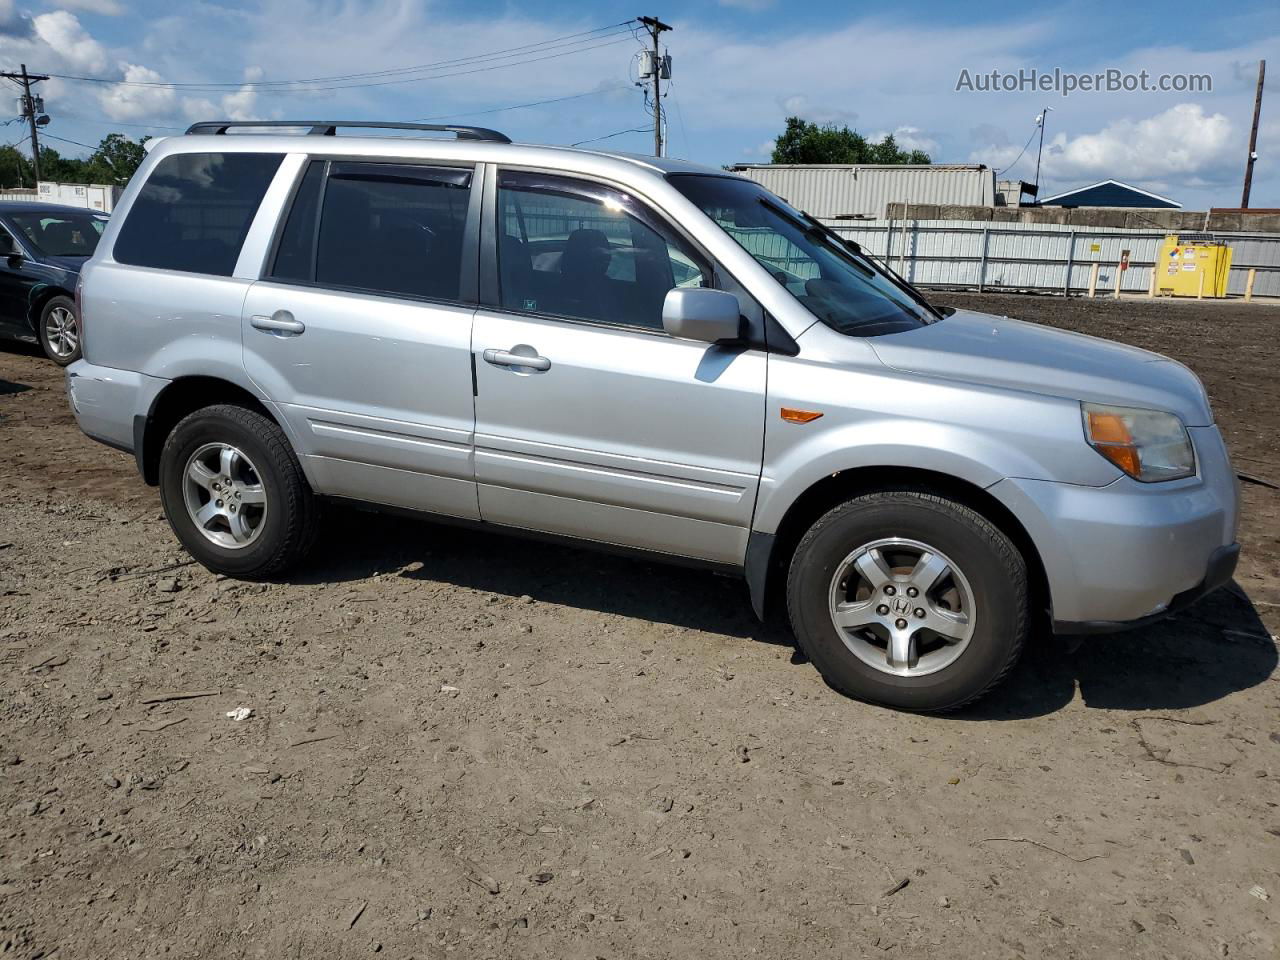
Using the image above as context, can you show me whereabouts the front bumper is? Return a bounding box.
[1053,542,1239,634]
[990,425,1240,630]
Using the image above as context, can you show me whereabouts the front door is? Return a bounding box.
[0,226,37,339]
[242,158,481,519]
[471,170,766,564]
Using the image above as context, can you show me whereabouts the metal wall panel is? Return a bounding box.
[733,165,995,219]
[818,218,1280,298]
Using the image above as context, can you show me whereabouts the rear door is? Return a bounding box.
[470,169,767,564]
[242,158,481,519]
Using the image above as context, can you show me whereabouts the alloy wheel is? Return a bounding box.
[44,306,78,359]
[181,442,268,549]
[827,537,976,677]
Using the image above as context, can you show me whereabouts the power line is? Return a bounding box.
[416,84,629,122]
[570,125,652,147]
[57,117,185,132]
[47,23,637,93]
[40,132,98,151]
[994,121,1040,177]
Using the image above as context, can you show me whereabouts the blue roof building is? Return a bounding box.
[1037,179,1181,209]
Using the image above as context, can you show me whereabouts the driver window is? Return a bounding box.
[496,170,708,331]
[288,161,472,301]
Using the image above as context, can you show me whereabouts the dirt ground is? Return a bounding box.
[1,291,1278,960]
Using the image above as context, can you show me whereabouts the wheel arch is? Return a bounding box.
[28,284,74,334]
[136,376,282,486]
[745,465,1049,627]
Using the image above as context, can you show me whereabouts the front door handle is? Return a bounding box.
[251,311,305,335]
[482,347,551,372]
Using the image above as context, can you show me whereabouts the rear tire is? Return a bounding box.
[158,404,318,578]
[786,490,1028,712]
[38,295,80,366]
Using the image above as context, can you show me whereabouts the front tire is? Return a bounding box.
[38,295,80,366]
[158,404,318,578]
[786,490,1028,712]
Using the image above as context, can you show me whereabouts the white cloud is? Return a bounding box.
[868,125,940,154]
[976,103,1236,188]
[32,10,109,72]
[183,84,260,123]
[98,62,175,121]
[56,0,125,15]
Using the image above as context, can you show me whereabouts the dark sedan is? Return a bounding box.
[0,202,108,365]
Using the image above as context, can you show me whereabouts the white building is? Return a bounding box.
[727,163,999,220]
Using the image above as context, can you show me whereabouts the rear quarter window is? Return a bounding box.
[113,152,283,276]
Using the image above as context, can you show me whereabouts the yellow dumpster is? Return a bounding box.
[1156,235,1232,297]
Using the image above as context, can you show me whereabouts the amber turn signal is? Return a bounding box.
[781,407,823,424]
[1084,409,1142,476]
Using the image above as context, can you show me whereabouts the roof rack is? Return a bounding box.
[184,120,511,143]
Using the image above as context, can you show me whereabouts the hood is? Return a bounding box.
[867,309,1212,426]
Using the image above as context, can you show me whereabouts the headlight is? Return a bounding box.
[1081,403,1195,482]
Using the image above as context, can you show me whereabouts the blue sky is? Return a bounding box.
[0,0,1275,209]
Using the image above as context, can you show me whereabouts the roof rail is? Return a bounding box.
[184,120,511,143]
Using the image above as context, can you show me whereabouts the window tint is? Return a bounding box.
[313,162,472,301]
[114,152,283,276]
[270,161,323,282]
[497,171,707,331]
[8,212,105,258]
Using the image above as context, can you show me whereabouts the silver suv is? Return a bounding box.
[66,121,1240,711]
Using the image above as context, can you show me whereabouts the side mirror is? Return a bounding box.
[5,252,21,269]
[661,288,743,344]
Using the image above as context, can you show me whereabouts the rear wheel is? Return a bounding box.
[38,295,80,366]
[786,490,1028,712]
[158,404,318,578]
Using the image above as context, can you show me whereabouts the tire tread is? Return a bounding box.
[160,403,317,578]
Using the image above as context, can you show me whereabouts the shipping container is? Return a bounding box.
[34,181,121,213]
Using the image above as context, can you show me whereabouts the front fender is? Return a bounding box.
[753,351,1121,535]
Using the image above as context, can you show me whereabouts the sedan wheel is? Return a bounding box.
[38,296,81,365]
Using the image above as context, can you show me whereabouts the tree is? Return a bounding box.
[0,145,30,189]
[770,117,930,165]
[86,133,149,184]
[0,133,152,189]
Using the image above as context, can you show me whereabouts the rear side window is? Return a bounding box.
[270,160,473,302]
[113,152,283,276]
[271,161,323,283]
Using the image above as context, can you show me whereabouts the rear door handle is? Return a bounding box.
[482,348,550,372]
[251,311,305,335]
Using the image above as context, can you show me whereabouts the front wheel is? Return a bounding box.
[38,295,80,366]
[786,490,1028,712]
[158,404,318,578]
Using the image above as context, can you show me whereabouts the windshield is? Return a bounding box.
[7,212,106,258]
[668,174,935,337]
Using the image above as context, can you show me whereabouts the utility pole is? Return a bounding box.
[1032,106,1052,200]
[1241,59,1266,209]
[638,15,671,158]
[0,64,50,184]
